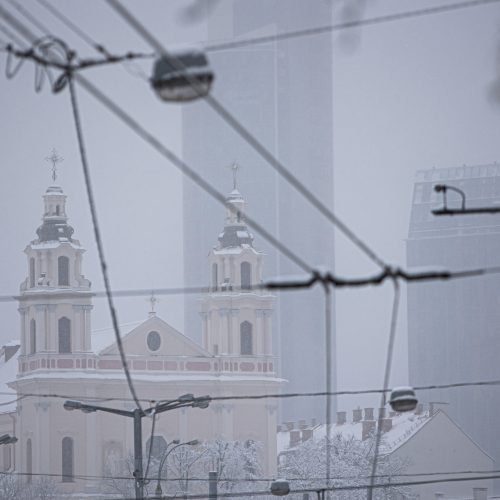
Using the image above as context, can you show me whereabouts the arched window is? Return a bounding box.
[55,205,60,216]
[241,262,251,290]
[62,437,74,482]
[58,256,69,286]
[58,317,71,353]
[29,258,35,288]
[3,444,11,471]
[145,436,167,461]
[30,319,36,355]
[212,263,218,291]
[240,321,253,355]
[26,439,32,483]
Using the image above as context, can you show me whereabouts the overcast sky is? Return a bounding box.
[1,0,500,413]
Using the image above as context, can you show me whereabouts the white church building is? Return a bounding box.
[0,175,283,497]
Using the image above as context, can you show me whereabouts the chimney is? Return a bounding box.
[302,429,313,442]
[473,488,488,500]
[378,407,386,420]
[285,421,294,431]
[364,408,374,421]
[362,420,376,440]
[429,403,435,416]
[378,418,392,433]
[289,429,301,448]
[298,419,307,430]
[336,411,346,425]
[415,403,424,415]
[353,408,362,423]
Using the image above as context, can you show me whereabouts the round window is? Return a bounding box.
[147,331,161,351]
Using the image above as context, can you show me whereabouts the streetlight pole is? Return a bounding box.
[63,394,210,500]
[155,439,199,498]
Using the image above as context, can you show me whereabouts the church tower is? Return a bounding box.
[18,167,93,364]
[200,169,275,358]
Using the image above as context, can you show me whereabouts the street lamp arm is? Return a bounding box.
[63,400,133,417]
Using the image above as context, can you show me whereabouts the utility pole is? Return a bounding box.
[64,394,210,500]
[209,470,217,500]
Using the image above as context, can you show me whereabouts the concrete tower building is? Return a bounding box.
[407,164,500,493]
[183,0,335,421]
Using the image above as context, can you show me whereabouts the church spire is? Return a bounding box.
[218,164,254,248]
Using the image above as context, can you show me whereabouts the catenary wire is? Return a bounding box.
[1,10,498,496]
[203,0,500,52]
[2,260,500,303]
[67,74,143,412]
[1,467,499,486]
[7,0,51,38]
[37,0,110,55]
[104,472,500,500]
[105,0,387,270]
[2,376,500,407]
[0,9,313,275]
[367,278,400,500]
[0,5,147,413]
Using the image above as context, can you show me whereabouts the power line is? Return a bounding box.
[104,0,387,270]
[67,74,143,413]
[368,278,400,500]
[107,472,500,500]
[3,376,500,407]
[203,0,500,52]
[36,0,110,55]
[0,6,145,413]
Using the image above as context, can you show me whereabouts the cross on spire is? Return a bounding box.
[228,162,240,190]
[45,148,64,183]
[148,291,158,317]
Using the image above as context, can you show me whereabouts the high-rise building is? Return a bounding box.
[182,0,335,421]
[407,164,500,492]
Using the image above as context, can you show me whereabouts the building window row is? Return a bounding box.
[211,261,253,291]
[26,438,74,483]
[27,317,72,354]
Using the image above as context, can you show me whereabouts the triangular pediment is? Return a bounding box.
[99,316,211,358]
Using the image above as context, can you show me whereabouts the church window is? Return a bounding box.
[30,319,36,355]
[56,205,60,216]
[58,256,69,286]
[147,331,161,352]
[241,262,251,290]
[29,258,35,288]
[3,445,11,471]
[240,321,253,355]
[58,317,71,353]
[26,439,32,483]
[145,436,167,460]
[62,437,74,482]
[212,263,218,291]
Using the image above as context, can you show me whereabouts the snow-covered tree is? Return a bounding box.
[279,433,412,500]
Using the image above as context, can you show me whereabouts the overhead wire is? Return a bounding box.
[367,278,400,500]
[0,2,144,412]
[104,0,387,271]
[2,6,500,496]
[203,0,500,52]
[2,375,500,407]
[68,74,143,413]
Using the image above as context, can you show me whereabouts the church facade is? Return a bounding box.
[0,177,282,496]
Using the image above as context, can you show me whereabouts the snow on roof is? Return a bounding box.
[277,410,432,455]
[91,320,144,354]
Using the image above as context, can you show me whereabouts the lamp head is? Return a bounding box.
[194,396,211,409]
[389,386,418,412]
[434,184,446,193]
[187,439,200,446]
[270,479,290,496]
[63,400,82,411]
[178,393,194,402]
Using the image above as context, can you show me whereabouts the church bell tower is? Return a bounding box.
[200,166,275,358]
[18,155,93,367]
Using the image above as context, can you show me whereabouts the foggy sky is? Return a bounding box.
[1,0,500,415]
